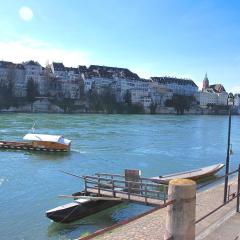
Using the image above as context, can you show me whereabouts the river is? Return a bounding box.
[0,114,240,239]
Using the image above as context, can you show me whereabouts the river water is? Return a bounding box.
[0,114,240,240]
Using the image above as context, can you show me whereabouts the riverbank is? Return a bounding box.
[79,178,238,240]
[0,99,239,115]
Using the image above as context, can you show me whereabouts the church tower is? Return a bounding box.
[202,73,209,91]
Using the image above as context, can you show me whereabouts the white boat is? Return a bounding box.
[151,163,225,184]
[0,134,71,152]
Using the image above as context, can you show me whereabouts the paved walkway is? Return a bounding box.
[80,179,239,240]
[203,213,240,240]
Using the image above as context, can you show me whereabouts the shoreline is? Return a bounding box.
[0,111,239,115]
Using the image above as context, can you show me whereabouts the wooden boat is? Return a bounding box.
[0,134,71,152]
[151,163,225,184]
[46,192,122,223]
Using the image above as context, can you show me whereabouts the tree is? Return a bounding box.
[26,78,39,103]
[102,86,117,113]
[88,82,103,111]
[79,78,85,101]
[130,103,145,114]
[149,102,157,114]
[172,95,191,115]
[57,98,74,113]
[0,65,16,109]
[124,90,132,106]
[165,95,193,115]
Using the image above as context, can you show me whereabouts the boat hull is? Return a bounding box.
[151,164,225,184]
[0,140,69,152]
[46,200,121,223]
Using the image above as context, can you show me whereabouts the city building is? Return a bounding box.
[0,61,26,97]
[151,77,198,96]
[234,94,240,113]
[149,82,173,106]
[197,74,228,107]
[23,60,44,95]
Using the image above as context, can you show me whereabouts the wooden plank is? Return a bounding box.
[86,187,164,206]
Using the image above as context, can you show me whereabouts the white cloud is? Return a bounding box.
[19,6,33,21]
[230,86,240,94]
[0,38,91,67]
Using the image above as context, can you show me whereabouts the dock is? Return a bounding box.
[82,170,168,206]
[0,141,68,152]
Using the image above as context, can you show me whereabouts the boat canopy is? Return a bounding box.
[23,134,71,146]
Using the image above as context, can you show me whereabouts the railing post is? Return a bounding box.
[237,164,240,213]
[164,179,196,240]
[128,182,131,201]
[84,177,87,193]
[144,185,147,205]
[228,185,231,201]
[163,185,167,204]
[97,175,100,196]
[112,180,115,197]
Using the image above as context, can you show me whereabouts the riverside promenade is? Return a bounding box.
[80,178,239,240]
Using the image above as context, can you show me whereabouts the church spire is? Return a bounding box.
[202,72,209,91]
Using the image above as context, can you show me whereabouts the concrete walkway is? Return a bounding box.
[80,179,239,240]
[203,213,240,240]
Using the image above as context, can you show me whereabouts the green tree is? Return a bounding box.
[102,86,117,113]
[149,102,157,114]
[88,82,103,111]
[172,95,191,115]
[26,78,39,103]
[0,65,16,109]
[130,103,145,114]
[79,78,85,101]
[57,98,74,113]
[124,90,132,106]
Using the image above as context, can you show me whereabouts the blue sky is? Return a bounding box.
[0,0,240,92]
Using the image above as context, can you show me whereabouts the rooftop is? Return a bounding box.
[151,76,198,87]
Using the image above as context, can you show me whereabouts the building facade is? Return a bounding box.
[151,77,198,96]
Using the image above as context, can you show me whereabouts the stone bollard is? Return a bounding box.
[164,179,196,240]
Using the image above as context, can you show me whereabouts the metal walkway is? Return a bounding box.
[82,172,168,206]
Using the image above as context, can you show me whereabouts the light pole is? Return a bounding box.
[223,92,234,203]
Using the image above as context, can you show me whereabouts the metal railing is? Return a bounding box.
[82,173,169,205]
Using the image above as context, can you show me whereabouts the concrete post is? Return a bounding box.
[164,179,196,240]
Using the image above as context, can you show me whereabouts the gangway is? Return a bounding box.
[82,171,168,206]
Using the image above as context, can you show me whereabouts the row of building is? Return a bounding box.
[0,60,239,110]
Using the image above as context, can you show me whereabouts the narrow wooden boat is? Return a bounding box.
[46,192,122,223]
[151,163,225,184]
[0,134,71,152]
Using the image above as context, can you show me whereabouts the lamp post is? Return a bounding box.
[223,93,234,203]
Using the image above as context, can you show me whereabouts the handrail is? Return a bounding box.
[87,186,166,201]
[84,175,165,188]
[95,172,167,184]
[95,173,124,178]
[195,191,240,224]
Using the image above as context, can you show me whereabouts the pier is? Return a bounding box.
[82,171,168,206]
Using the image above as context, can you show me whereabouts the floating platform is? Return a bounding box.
[0,141,68,152]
